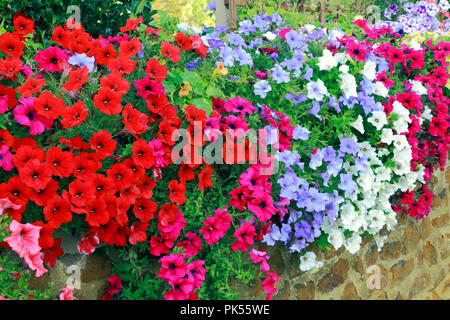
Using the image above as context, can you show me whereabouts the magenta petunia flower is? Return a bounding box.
[0,145,14,171]
[13,96,53,136]
[0,95,8,114]
[134,77,164,99]
[34,46,69,72]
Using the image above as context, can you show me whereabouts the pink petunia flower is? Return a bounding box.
[13,97,53,136]
[0,145,14,171]
[0,95,8,114]
[34,46,69,72]
[4,220,42,258]
[59,286,75,300]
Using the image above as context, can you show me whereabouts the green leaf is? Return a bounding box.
[206,86,225,99]
[192,98,213,116]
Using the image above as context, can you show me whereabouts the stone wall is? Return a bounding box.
[238,161,450,300]
[28,162,449,300]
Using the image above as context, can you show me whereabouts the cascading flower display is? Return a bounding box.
[0,4,448,301]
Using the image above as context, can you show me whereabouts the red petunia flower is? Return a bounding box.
[122,103,149,135]
[29,178,59,207]
[174,33,193,51]
[64,179,96,208]
[0,33,25,58]
[45,146,74,178]
[168,180,186,205]
[82,198,110,227]
[72,153,99,181]
[77,232,100,255]
[136,176,156,199]
[100,72,130,95]
[12,145,45,169]
[198,165,213,191]
[0,129,14,148]
[96,44,118,66]
[106,162,134,192]
[52,26,69,47]
[0,57,23,80]
[161,41,181,63]
[63,66,89,92]
[107,56,137,75]
[119,16,143,32]
[61,100,88,128]
[132,139,156,169]
[13,14,35,36]
[93,88,123,115]
[133,198,157,222]
[89,130,117,160]
[129,222,149,245]
[43,238,64,268]
[17,78,45,98]
[43,196,72,229]
[18,159,53,191]
[0,84,18,109]
[118,37,142,58]
[145,58,168,82]
[34,91,65,120]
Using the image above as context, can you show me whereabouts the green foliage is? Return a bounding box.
[0,0,155,40]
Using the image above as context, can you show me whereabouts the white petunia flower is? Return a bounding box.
[299,252,323,272]
[350,115,365,134]
[410,80,427,95]
[339,72,357,98]
[318,49,338,70]
[344,233,362,254]
[368,111,388,130]
[362,60,377,80]
[373,81,389,97]
[263,31,277,42]
[327,228,344,250]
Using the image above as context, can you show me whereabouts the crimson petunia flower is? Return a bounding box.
[231,222,256,252]
[161,41,181,63]
[0,33,25,58]
[18,159,53,191]
[61,100,88,128]
[145,58,168,82]
[129,222,149,245]
[106,162,134,192]
[149,235,174,256]
[17,77,46,98]
[0,57,23,80]
[168,180,186,205]
[63,66,89,92]
[119,16,143,32]
[134,77,165,99]
[131,139,156,169]
[45,146,74,178]
[108,56,137,75]
[122,103,149,135]
[95,44,118,66]
[93,88,122,115]
[34,91,65,120]
[34,46,69,72]
[43,196,72,229]
[89,130,117,160]
[119,37,142,58]
[13,14,35,36]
